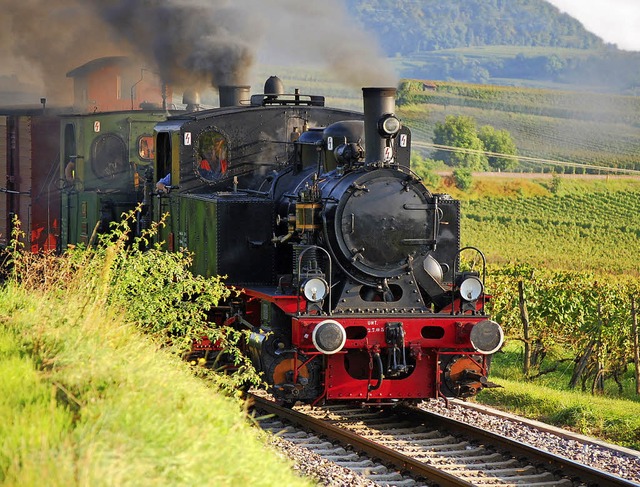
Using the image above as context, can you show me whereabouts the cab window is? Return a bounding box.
[138,135,155,160]
[92,134,127,180]
[195,131,229,181]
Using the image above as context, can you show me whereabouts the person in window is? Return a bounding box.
[197,135,228,181]
[214,137,228,175]
[197,149,214,180]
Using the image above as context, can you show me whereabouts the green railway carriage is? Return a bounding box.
[60,110,168,247]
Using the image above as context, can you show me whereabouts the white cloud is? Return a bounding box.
[547,0,640,50]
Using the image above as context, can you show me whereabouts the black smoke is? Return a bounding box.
[0,0,397,103]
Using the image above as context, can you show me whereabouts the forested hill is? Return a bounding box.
[345,0,604,53]
[344,0,640,93]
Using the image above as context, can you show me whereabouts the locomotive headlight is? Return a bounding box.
[470,320,504,354]
[459,276,483,301]
[377,114,401,137]
[301,277,329,303]
[312,319,347,355]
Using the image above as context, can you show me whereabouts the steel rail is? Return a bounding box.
[397,404,639,487]
[251,394,639,487]
[251,394,475,487]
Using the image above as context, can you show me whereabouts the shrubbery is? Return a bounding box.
[4,210,261,395]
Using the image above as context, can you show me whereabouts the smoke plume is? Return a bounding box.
[0,0,397,104]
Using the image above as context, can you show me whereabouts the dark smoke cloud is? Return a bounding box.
[0,0,397,104]
[92,0,259,88]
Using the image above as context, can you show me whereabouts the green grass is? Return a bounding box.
[478,342,640,449]
[477,379,640,449]
[0,284,310,487]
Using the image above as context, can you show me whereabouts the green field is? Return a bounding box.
[456,179,640,275]
[397,81,640,172]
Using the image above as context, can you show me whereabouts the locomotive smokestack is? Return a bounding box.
[182,89,201,111]
[362,87,399,166]
[219,85,251,107]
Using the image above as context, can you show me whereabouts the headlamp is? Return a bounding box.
[377,114,401,137]
[301,277,329,303]
[459,276,483,301]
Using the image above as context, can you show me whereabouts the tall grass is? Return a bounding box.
[0,216,311,486]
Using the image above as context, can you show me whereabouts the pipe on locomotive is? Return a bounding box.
[362,87,401,166]
[219,85,251,107]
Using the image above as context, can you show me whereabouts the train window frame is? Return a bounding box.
[91,133,128,180]
[137,135,155,161]
[194,128,230,182]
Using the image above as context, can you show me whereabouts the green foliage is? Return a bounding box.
[549,173,562,194]
[344,0,640,92]
[462,189,640,274]
[487,264,640,395]
[397,80,640,174]
[452,167,473,191]
[346,0,604,54]
[0,211,311,484]
[433,115,489,170]
[0,286,310,486]
[409,152,441,188]
[7,209,260,395]
[478,125,519,171]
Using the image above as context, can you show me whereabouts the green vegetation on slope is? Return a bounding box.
[0,216,310,487]
[463,190,640,274]
[345,0,640,92]
[0,285,310,486]
[397,81,640,172]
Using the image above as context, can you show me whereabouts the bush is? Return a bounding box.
[453,167,473,190]
[6,209,261,395]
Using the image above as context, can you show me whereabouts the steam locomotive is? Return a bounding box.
[148,78,504,405]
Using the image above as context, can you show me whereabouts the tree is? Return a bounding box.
[478,125,519,171]
[433,115,489,170]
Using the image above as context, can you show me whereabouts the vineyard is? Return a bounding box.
[461,189,640,275]
[452,178,640,403]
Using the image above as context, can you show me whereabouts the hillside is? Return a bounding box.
[444,174,640,276]
[346,0,604,53]
[396,80,640,173]
[345,0,640,93]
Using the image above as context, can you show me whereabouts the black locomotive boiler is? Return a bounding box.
[150,79,503,405]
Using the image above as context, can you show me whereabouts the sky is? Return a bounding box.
[546,0,640,51]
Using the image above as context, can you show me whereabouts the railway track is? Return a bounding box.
[250,394,639,487]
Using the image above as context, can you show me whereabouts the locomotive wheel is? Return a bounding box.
[268,354,313,406]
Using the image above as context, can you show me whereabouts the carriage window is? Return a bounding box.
[138,135,154,160]
[195,131,229,181]
[63,123,77,184]
[92,134,127,179]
